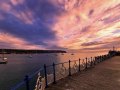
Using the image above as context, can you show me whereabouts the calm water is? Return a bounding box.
[0,52,107,90]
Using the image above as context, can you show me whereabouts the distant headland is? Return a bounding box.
[0,49,66,54]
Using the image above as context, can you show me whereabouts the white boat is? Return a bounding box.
[28,54,32,58]
[3,57,7,60]
[0,50,7,64]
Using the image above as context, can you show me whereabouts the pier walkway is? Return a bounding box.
[46,56,120,90]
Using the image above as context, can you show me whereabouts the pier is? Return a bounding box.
[11,51,120,90]
[46,56,120,90]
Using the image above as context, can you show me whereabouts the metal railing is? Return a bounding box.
[35,54,115,90]
[11,53,115,90]
[11,68,44,90]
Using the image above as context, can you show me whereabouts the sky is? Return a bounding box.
[0,0,120,52]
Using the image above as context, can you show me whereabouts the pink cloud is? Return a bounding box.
[0,32,45,49]
[0,0,120,51]
[51,0,120,50]
[10,0,24,5]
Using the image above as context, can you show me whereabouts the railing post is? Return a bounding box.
[101,55,103,61]
[85,57,87,69]
[98,56,100,63]
[97,56,99,63]
[103,55,105,60]
[94,57,96,65]
[44,64,48,88]
[103,55,104,61]
[69,60,71,76]
[104,55,106,60]
[101,56,102,62]
[101,56,103,62]
[100,56,101,62]
[99,56,101,62]
[53,62,56,84]
[79,58,81,72]
[90,57,92,67]
[24,75,29,90]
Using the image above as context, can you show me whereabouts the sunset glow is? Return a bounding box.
[0,0,120,52]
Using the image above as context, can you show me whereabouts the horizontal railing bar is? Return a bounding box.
[46,58,94,67]
[55,61,69,65]
[29,68,44,79]
[11,68,44,90]
[46,64,53,67]
[11,81,25,90]
[71,60,79,62]
[46,61,69,67]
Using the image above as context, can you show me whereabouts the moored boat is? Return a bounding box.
[28,54,32,58]
[0,49,8,64]
[0,60,7,64]
[71,53,74,55]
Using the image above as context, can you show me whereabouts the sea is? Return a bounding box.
[0,52,107,90]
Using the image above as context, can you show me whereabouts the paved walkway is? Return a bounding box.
[46,56,120,90]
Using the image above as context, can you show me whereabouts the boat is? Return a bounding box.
[71,53,74,55]
[0,60,7,64]
[0,50,8,64]
[28,54,32,58]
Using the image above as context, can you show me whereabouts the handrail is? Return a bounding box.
[11,68,43,90]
